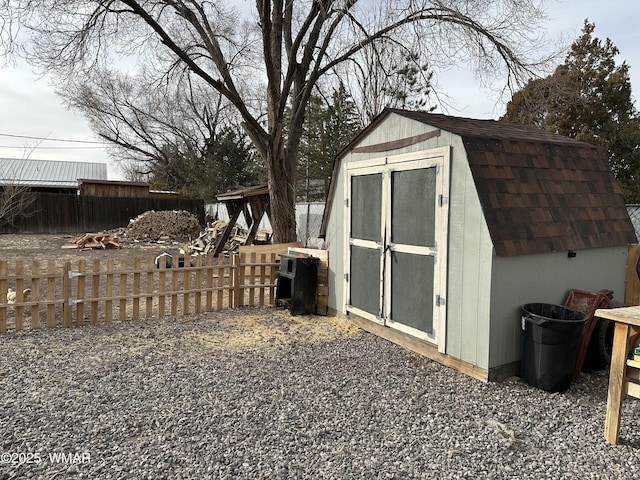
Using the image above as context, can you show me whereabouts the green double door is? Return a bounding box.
[346,149,449,350]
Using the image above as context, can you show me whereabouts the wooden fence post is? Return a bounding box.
[105,259,114,322]
[62,260,72,328]
[91,259,100,324]
[46,259,56,327]
[76,258,86,326]
[15,260,25,331]
[0,260,7,333]
[232,254,240,308]
[31,260,40,329]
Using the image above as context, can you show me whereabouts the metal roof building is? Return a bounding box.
[0,158,108,189]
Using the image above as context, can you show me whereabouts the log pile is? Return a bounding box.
[180,220,249,256]
[62,233,122,250]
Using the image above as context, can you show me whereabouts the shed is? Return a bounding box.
[320,109,637,381]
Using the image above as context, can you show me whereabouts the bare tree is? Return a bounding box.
[1,0,551,242]
[0,159,37,231]
[61,67,262,197]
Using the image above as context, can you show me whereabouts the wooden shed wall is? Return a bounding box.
[488,246,629,369]
[324,114,494,369]
[80,183,150,197]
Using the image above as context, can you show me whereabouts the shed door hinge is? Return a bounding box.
[439,195,448,206]
[345,198,349,207]
[436,295,446,306]
[344,273,349,282]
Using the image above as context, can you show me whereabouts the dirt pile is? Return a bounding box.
[127,210,202,242]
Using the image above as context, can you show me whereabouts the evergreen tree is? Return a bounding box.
[296,84,362,202]
[149,126,265,202]
[502,21,640,201]
[383,51,435,112]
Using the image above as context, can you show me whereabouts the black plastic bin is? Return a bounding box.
[520,303,587,392]
[275,253,318,315]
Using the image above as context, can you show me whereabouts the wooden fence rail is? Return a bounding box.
[0,251,279,333]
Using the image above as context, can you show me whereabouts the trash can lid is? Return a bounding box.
[522,303,587,323]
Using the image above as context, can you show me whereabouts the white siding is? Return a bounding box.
[324,113,494,369]
[488,246,629,368]
[446,141,493,369]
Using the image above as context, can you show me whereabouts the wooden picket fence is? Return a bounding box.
[0,249,284,333]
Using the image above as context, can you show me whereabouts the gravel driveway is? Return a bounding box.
[1,308,639,479]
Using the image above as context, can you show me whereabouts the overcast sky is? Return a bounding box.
[0,0,638,180]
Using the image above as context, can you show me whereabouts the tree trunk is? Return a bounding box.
[268,148,297,243]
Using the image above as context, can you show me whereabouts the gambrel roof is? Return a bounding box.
[321,109,637,256]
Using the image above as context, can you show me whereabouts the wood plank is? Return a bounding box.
[183,257,191,315]
[119,259,128,321]
[171,255,179,316]
[605,321,630,444]
[597,306,640,327]
[133,258,141,320]
[346,312,489,382]
[626,366,640,382]
[627,359,640,369]
[105,259,114,322]
[77,258,86,326]
[625,381,640,398]
[259,253,266,307]
[249,252,256,307]
[46,259,56,327]
[158,256,166,318]
[31,260,40,329]
[145,258,153,318]
[0,261,6,333]
[239,242,301,256]
[63,260,72,328]
[91,259,100,324]
[194,255,202,314]
[217,261,225,311]
[15,260,24,331]
[205,255,214,311]
[236,253,245,307]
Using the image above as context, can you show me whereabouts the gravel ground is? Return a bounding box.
[1,308,640,480]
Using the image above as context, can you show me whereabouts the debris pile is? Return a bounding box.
[180,220,272,256]
[180,220,248,256]
[127,210,202,242]
[62,233,122,250]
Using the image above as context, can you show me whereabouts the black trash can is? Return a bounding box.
[275,253,318,315]
[520,303,587,392]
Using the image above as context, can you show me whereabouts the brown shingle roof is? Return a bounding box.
[389,109,637,256]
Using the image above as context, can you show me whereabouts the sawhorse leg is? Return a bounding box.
[605,322,630,444]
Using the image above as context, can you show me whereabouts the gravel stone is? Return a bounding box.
[0,307,639,479]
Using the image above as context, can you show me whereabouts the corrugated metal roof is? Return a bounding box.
[627,205,640,239]
[0,158,108,188]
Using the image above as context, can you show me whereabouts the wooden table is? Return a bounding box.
[595,306,640,444]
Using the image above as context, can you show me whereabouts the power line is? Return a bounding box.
[0,145,107,150]
[0,133,107,144]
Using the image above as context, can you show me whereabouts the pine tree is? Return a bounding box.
[502,21,640,201]
[296,84,362,201]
